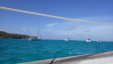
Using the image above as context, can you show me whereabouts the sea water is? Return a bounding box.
[0,39,113,64]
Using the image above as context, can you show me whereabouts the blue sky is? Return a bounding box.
[0,0,113,41]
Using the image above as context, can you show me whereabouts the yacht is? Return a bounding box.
[29,36,39,41]
[65,38,69,41]
[86,38,91,42]
[97,40,102,42]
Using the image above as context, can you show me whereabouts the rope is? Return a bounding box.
[0,6,113,26]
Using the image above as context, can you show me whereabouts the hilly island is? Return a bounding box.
[0,31,31,39]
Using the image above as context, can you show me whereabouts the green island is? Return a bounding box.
[0,31,31,39]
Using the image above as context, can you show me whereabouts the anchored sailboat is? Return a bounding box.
[97,40,102,42]
[29,36,39,41]
[86,38,91,42]
[86,35,92,42]
[65,38,69,41]
[64,33,71,42]
[29,30,41,41]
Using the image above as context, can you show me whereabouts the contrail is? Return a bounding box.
[0,6,113,26]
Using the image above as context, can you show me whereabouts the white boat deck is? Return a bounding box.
[19,51,113,64]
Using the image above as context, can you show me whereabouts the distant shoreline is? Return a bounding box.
[0,31,31,39]
[0,31,113,42]
[0,38,113,42]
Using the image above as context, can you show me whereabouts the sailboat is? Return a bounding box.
[29,29,42,41]
[97,40,102,42]
[29,36,39,41]
[85,35,92,42]
[64,33,71,42]
[29,32,41,41]
[86,38,91,42]
[65,38,69,41]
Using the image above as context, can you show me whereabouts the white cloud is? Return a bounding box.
[39,16,113,41]
[46,22,59,28]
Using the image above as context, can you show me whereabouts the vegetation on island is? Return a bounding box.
[0,31,31,39]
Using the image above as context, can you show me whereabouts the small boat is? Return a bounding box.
[28,38,32,41]
[86,38,91,42]
[97,40,102,42]
[29,36,39,41]
[99,40,102,42]
[65,38,69,41]
[64,33,70,42]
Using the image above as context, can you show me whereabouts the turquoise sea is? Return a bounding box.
[0,39,113,64]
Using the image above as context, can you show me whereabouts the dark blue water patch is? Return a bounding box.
[0,39,113,64]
